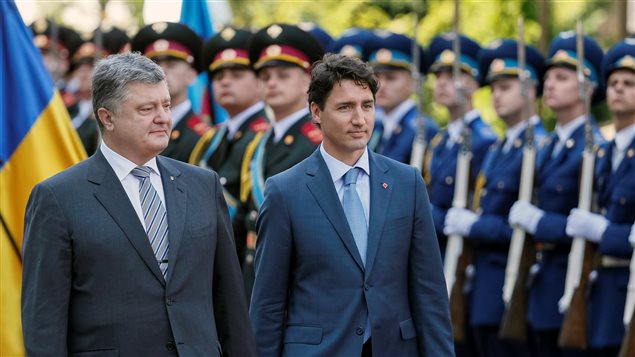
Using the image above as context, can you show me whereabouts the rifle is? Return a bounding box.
[499,16,537,341]
[619,250,635,356]
[409,0,427,170]
[557,19,598,350]
[443,0,473,343]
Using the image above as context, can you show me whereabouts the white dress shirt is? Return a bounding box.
[447,109,480,148]
[272,107,309,143]
[381,99,415,140]
[552,114,586,157]
[612,122,635,171]
[320,144,370,225]
[169,100,192,129]
[100,141,167,230]
[226,101,266,139]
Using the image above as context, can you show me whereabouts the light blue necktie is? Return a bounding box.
[131,166,169,278]
[342,167,368,265]
[342,167,371,342]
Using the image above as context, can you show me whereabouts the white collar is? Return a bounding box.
[383,99,415,126]
[170,100,192,128]
[554,115,586,143]
[226,101,266,139]
[614,122,635,152]
[505,115,541,144]
[272,107,309,142]
[100,141,160,181]
[320,144,370,183]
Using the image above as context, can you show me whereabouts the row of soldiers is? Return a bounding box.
[30,17,635,357]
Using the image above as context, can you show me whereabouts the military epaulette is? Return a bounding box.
[61,90,78,107]
[249,116,270,133]
[301,121,323,145]
[186,115,212,137]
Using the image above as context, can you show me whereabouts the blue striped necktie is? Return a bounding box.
[131,166,169,278]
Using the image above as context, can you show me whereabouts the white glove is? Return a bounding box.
[508,200,544,235]
[629,223,635,248]
[565,208,609,242]
[444,207,478,237]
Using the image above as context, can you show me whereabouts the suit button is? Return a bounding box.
[166,297,174,306]
[166,341,176,352]
[356,327,364,335]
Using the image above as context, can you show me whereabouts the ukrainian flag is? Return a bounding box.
[1,1,87,354]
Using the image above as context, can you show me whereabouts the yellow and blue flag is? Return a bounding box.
[1,1,87,354]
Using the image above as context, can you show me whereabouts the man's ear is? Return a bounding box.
[97,107,113,130]
[310,102,322,125]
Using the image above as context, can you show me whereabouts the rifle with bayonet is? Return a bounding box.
[619,250,635,356]
[557,19,599,350]
[443,0,473,343]
[499,16,537,341]
[409,0,427,171]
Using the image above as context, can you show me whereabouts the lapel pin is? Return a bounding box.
[170,176,175,181]
[382,183,388,189]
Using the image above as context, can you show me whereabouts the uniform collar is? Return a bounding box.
[170,100,192,129]
[614,122,635,152]
[554,114,585,143]
[272,107,309,142]
[227,101,266,138]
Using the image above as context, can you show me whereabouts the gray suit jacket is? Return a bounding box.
[22,150,255,356]
[250,149,454,356]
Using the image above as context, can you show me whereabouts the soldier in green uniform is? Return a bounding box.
[131,22,210,163]
[65,28,130,156]
[189,26,270,271]
[242,23,324,301]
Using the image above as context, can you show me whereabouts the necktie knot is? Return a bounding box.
[343,167,361,186]
[131,166,152,180]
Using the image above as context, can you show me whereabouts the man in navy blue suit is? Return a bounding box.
[565,38,635,356]
[250,53,454,356]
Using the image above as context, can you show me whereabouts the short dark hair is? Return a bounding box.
[308,53,379,110]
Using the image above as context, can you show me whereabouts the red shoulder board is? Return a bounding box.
[249,116,270,133]
[301,121,323,145]
[187,115,212,137]
[61,90,77,107]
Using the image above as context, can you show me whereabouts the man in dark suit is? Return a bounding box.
[21,52,254,356]
[250,53,454,356]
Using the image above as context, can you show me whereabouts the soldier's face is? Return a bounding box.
[433,71,477,107]
[212,68,262,116]
[375,70,414,112]
[491,78,524,123]
[606,70,635,117]
[98,81,172,165]
[71,63,94,94]
[157,59,197,102]
[311,79,374,163]
[258,66,310,114]
[542,67,581,112]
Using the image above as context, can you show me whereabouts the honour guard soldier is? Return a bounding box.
[65,28,130,156]
[299,22,333,53]
[444,39,546,357]
[426,33,497,254]
[189,26,270,270]
[29,19,81,88]
[364,31,439,163]
[242,23,324,300]
[131,22,210,162]
[565,38,635,356]
[508,31,605,357]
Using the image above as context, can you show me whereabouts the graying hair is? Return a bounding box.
[92,52,166,123]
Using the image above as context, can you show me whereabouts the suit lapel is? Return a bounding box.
[89,151,166,286]
[365,152,391,276]
[305,151,365,271]
[157,157,187,283]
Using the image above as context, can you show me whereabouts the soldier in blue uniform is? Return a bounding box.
[65,28,130,156]
[364,31,439,164]
[565,38,635,357]
[508,32,605,357]
[242,24,324,301]
[131,22,210,163]
[425,33,497,254]
[444,39,546,357]
[189,26,270,276]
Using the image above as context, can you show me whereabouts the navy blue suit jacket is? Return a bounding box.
[250,149,454,356]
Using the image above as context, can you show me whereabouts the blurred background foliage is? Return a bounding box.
[20,0,634,136]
